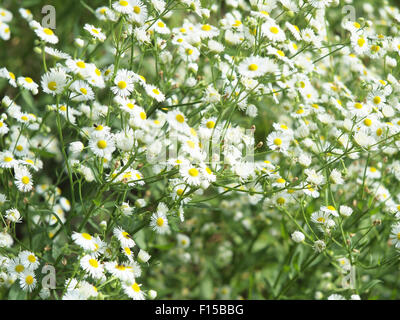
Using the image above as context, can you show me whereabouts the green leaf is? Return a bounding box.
[361,279,383,293]
[8,283,27,300]
[21,90,35,110]
[200,276,213,299]
[30,147,56,159]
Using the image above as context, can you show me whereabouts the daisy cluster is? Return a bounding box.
[1,0,400,300]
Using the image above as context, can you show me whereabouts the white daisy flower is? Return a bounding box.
[105,261,135,283]
[238,56,277,78]
[128,0,148,24]
[70,80,95,102]
[5,208,22,223]
[71,232,97,251]
[19,251,40,270]
[123,281,146,300]
[150,210,170,234]
[17,76,39,94]
[35,26,58,44]
[80,255,104,279]
[262,20,286,42]
[19,270,37,292]
[14,165,33,193]
[145,84,165,102]
[41,68,68,96]
[113,227,136,248]
[89,134,116,158]
[84,24,106,42]
[111,69,135,97]
[113,0,134,14]
[180,165,202,186]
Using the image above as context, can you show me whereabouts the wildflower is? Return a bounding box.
[5,208,22,223]
[35,26,58,44]
[238,56,277,78]
[72,232,97,251]
[41,68,68,96]
[291,231,305,243]
[19,251,40,270]
[89,134,116,158]
[14,165,34,193]
[123,281,146,300]
[19,271,37,292]
[80,255,104,279]
[113,227,136,248]
[150,205,170,234]
[84,24,106,41]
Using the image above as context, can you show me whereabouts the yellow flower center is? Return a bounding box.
[371,45,380,52]
[176,189,184,196]
[206,121,215,129]
[140,112,147,120]
[187,140,196,149]
[357,38,365,47]
[25,275,34,285]
[115,265,126,270]
[373,96,381,105]
[152,88,160,95]
[43,28,54,35]
[21,176,30,185]
[277,197,285,205]
[132,282,141,292]
[76,61,86,69]
[248,64,258,71]
[82,233,92,240]
[122,231,130,238]
[97,140,107,149]
[4,156,13,162]
[120,0,129,6]
[273,138,282,146]
[364,119,372,126]
[317,217,326,223]
[25,77,33,83]
[188,168,199,177]
[157,21,165,28]
[15,265,24,273]
[118,81,127,89]
[156,217,164,226]
[270,26,279,34]
[80,88,88,95]
[89,259,99,268]
[327,205,335,211]
[28,255,36,263]
[176,114,185,123]
[354,103,363,109]
[48,81,57,91]
[202,24,211,31]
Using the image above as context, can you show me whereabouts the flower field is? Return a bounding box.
[1,0,400,300]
